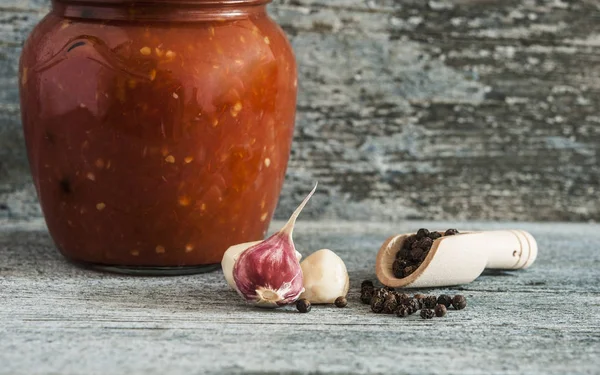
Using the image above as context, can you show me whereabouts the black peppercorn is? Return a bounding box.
[420,308,435,319]
[412,238,430,251]
[413,294,425,309]
[421,237,433,250]
[385,286,395,292]
[410,247,424,261]
[296,298,311,313]
[383,298,398,314]
[404,235,417,249]
[452,295,467,310]
[403,265,416,276]
[360,289,373,304]
[397,246,410,260]
[423,295,437,309]
[371,296,385,313]
[392,259,406,278]
[396,306,411,317]
[416,228,430,240]
[437,294,452,308]
[406,298,420,313]
[434,304,447,317]
[361,280,374,289]
[373,288,386,298]
[334,296,347,308]
[428,231,442,240]
[396,293,410,305]
[444,229,459,236]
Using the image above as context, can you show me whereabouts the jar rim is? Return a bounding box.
[53,0,271,5]
[52,0,272,20]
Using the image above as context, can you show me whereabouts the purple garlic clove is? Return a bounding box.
[231,183,317,308]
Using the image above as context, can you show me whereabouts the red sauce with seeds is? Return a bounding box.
[19,0,297,270]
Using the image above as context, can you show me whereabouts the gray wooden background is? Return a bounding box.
[1,0,599,222]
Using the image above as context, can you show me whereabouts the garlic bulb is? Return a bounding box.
[222,184,317,308]
[300,249,349,304]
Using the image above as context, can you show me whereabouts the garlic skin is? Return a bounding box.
[300,249,349,304]
[229,184,317,308]
[222,241,261,290]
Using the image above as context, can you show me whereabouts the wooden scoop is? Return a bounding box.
[375,230,538,288]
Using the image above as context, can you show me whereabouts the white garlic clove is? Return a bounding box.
[300,249,349,304]
[222,241,262,291]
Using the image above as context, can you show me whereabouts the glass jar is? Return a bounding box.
[19,0,297,274]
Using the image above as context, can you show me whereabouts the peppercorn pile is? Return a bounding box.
[392,228,460,279]
[360,280,467,319]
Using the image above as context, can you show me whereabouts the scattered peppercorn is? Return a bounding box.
[420,308,435,319]
[396,293,410,305]
[452,295,467,310]
[371,296,385,313]
[360,289,374,305]
[423,295,438,309]
[361,280,374,289]
[383,298,398,314]
[375,288,390,299]
[396,306,411,317]
[444,229,459,236]
[413,294,426,309]
[406,298,420,313]
[437,294,452,308]
[296,298,311,313]
[334,296,347,308]
[361,283,468,319]
[434,304,447,317]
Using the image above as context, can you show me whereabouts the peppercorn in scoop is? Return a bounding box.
[392,228,460,279]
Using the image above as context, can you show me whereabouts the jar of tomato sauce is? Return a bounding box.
[19,0,297,274]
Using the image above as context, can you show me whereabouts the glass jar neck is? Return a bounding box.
[51,0,270,22]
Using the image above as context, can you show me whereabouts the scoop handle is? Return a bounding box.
[482,230,537,269]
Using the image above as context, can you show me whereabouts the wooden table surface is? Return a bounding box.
[1,219,599,375]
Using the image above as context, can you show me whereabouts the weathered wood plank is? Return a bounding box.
[1,220,599,374]
[1,0,600,221]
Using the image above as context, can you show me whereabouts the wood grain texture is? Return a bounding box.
[1,0,600,221]
[1,220,599,375]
